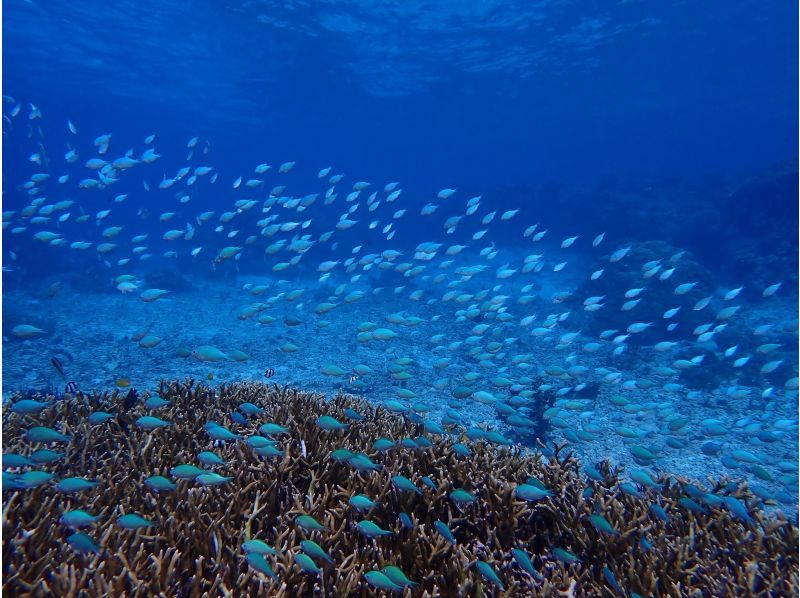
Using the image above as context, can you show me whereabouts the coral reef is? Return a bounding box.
[2,381,798,595]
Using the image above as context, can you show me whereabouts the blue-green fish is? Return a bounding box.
[452,443,472,456]
[476,561,505,591]
[382,565,417,588]
[171,464,207,479]
[511,548,543,581]
[294,553,322,574]
[196,473,232,486]
[247,553,278,580]
[255,445,284,458]
[392,475,422,494]
[136,416,173,430]
[61,510,100,529]
[588,514,618,535]
[421,476,437,490]
[29,449,64,464]
[239,402,263,416]
[11,399,52,414]
[204,422,241,441]
[296,514,325,532]
[145,475,177,492]
[450,489,477,504]
[357,520,393,538]
[16,470,54,488]
[349,494,378,511]
[399,512,414,529]
[56,477,98,493]
[67,532,101,555]
[349,454,380,471]
[516,484,552,501]
[344,408,364,420]
[300,540,334,563]
[88,411,115,425]
[117,514,156,529]
[434,520,456,544]
[723,496,753,525]
[364,571,403,592]
[315,415,348,431]
[552,547,581,565]
[26,426,70,443]
[243,539,277,555]
[3,453,33,468]
[649,503,668,522]
[259,422,288,436]
[144,396,170,409]
[372,438,395,452]
[603,566,623,593]
[197,451,225,466]
[246,435,277,449]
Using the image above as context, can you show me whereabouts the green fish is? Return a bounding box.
[136,416,173,430]
[61,510,101,529]
[66,532,101,555]
[588,514,619,535]
[243,539,277,556]
[629,445,658,461]
[450,489,477,504]
[372,438,396,451]
[381,565,417,588]
[294,553,322,575]
[3,453,33,468]
[349,494,378,511]
[516,484,552,501]
[630,469,662,489]
[511,548,542,580]
[117,514,156,529]
[391,475,422,495]
[259,422,288,436]
[29,449,64,464]
[255,445,284,458]
[26,426,70,443]
[56,477,98,493]
[300,540,333,564]
[315,416,348,431]
[197,451,225,466]
[145,475,177,492]
[88,411,115,425]
[196,473,232,486]
[330,448,355,462]
[296,514,325,532]
[247,553,278,580]
[434,520,456,544]
[349,454,381,472]
[364,571,403,592]
[356,520,393,538]
[144,396,170,409]
[552,547,582,565]
[246,435,277,449]
[170,464,207,479]
[476,561,505,591]
[16,470,54,488]
[12,399,52,414]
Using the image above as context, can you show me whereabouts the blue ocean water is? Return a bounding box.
[2,0,799,587]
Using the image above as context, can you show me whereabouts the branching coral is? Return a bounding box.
[2,381,797,595]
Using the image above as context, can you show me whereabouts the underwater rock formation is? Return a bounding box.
[2,381,797,595]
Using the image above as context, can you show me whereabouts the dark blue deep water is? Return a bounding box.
[1,0,799,592]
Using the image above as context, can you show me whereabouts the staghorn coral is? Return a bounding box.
[2,381,798,596]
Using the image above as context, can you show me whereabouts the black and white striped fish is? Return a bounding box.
[264,368,275,378]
